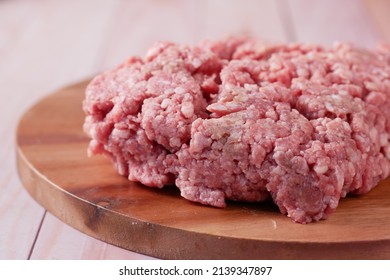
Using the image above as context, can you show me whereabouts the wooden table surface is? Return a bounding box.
[1,0,389,260]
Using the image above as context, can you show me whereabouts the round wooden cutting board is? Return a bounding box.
[16,80,390,259]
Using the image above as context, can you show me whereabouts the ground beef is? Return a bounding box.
[83,37,390,223]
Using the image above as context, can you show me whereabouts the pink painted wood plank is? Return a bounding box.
[90,0,200,71]
[0,0,118,259]
[0,176,45,260]
[0,0,291,260]
[97,0,287,72]
[286,0,383,47]
[200,0,286,41]
[23,0,288,259]
[23,0,200,258]
[30,213,155,260]
[0,0,46,260]
[363,0,390,41]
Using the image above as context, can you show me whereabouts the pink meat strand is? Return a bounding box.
[83,37,390,223]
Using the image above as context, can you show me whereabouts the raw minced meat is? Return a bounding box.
[83,37,390,223]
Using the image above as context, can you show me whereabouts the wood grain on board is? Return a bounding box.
[2,0,388,259]
[16,81,390,259]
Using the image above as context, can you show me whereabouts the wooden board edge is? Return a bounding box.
[15,143,390,260]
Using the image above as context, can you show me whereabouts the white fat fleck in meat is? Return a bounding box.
[160,98,171,109]
[339,90,348,96]
[174,87,185,94]
[192,58,202,68]
[164,88,175,95]
[181,102,194,118]
[369,127,378,141]
[314,163,328,175]
[83,37,390,224]
[112,128,130,139]
[380,133,388,146]
[325,102,334,112]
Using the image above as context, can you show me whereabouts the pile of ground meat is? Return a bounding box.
[83,37,390,223]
